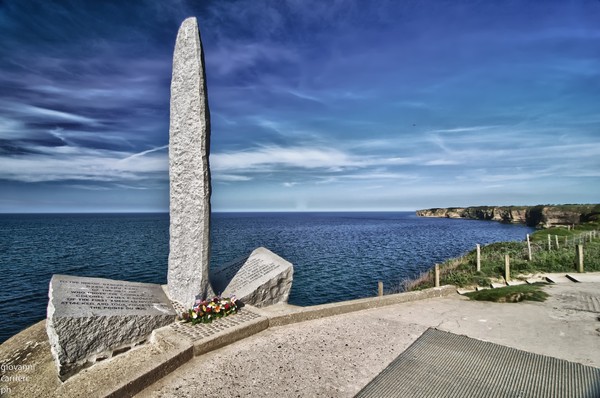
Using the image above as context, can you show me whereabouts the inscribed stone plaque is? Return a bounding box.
[211,247,293,307]
[46,275,176,381]
[168,16,214,307]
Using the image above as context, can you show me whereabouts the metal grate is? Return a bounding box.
[356,328,600,398]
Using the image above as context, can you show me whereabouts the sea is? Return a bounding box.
[0,212,534,344]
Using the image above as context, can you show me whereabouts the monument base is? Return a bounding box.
[46,275,177,381]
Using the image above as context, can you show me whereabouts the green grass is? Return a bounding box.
[401,224,600,291]
[464,284,549,303]
[531,224,600,244]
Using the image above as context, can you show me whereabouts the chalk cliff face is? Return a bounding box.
[416,205,599,228]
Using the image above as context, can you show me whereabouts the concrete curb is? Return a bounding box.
[102,331,194,398]
[259,285,457,327]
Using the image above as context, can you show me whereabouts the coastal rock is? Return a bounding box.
[416,205,598,228]
[536,206,584,228]
[168,17,214,307]
[210,247,294,307]
[46,275,176,381]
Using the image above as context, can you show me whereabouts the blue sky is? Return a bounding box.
[1,0,599,212]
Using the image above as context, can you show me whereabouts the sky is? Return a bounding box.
[0,0,599,213]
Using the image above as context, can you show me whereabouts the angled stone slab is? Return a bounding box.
[566,273,600,283]
[46,275,176,381]
[506,280,527,287]
[211,247,293,307]
[526,277,546,284]
[544,274,572,284]
[491,283,506,289]
[168,16,214,306]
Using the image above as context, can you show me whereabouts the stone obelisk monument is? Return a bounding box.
[168,17,214,307]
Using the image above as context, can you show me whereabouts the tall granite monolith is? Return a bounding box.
[168,17,214,307]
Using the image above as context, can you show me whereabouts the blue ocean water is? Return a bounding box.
[0,212,533,343]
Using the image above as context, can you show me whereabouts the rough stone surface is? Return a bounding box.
[46,275,176,381]
[168,17,214,307]
[211,247,293,307]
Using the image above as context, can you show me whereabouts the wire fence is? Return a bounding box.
[389,228,600,293]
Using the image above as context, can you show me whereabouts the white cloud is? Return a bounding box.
[432,125,500,133]
[213,174,253,182]
[0,145,167,183]
[120,145,168,161]
[211,146,363,171]
[2,102,98,125]
[424,159,461,166]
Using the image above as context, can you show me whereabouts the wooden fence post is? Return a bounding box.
[378,281,383,297]
[555,235,560,250]
[434,264,440,288]
[476,244,481,272]
[547,235,552,251]
[505,255,510,282]
[576,245,584,273]
[526,235,532,261]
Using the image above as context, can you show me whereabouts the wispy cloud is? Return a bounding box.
[120,145,168,161]
[0,146,167,183]
[1,0,598,211]
[211,146,362,171]
[7,103,98,125]
[213,174,253,182]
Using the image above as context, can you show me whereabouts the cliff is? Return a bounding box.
[416,204,600,228]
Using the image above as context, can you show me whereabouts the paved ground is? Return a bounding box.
[136,282,600,398]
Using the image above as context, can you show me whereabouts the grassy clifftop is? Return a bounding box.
[416,204,600,228]
[402,221,600,292]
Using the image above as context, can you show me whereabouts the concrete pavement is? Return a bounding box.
[136,282,600,397]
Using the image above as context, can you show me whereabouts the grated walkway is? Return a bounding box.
[356,328,600,398]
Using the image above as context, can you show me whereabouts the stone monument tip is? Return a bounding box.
[167,16,214,307]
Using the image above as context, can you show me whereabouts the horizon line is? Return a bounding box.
[0,209,420,215]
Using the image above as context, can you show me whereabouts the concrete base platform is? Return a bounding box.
[356,328,600,398]
[0,286,456,397]
[138,282,600,397]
